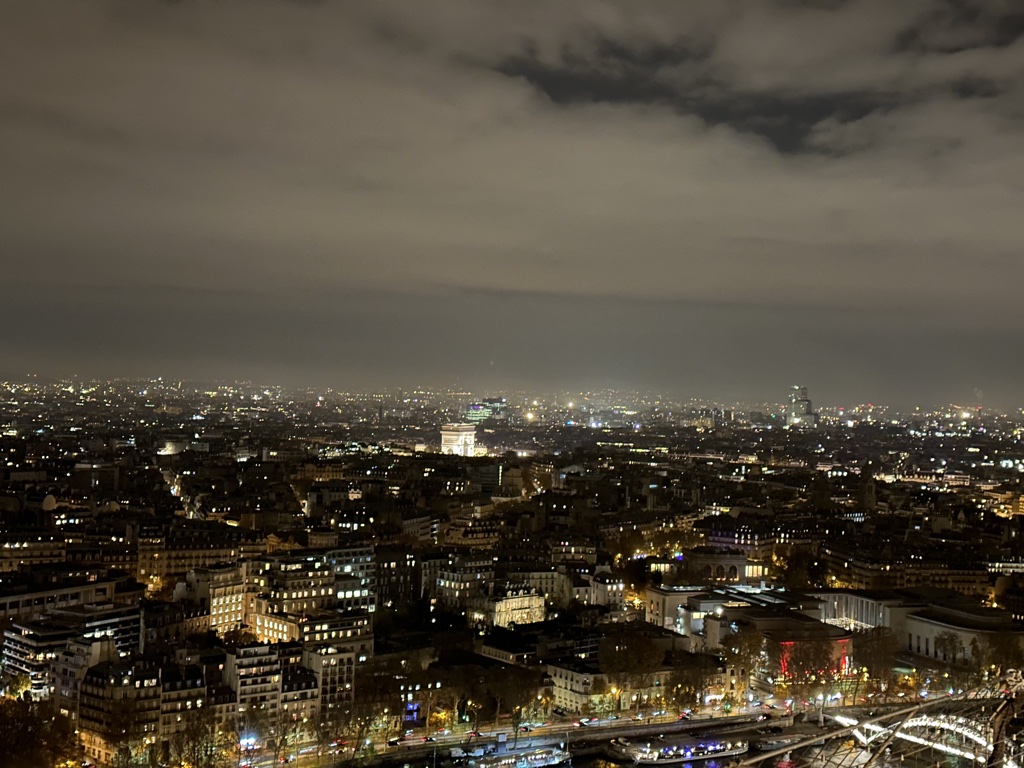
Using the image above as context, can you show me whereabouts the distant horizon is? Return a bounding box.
[0,370,1009,414]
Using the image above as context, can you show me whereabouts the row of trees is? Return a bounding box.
[594,626,724,715]
[238,627,1024,764]
[409,661,548,748]
[97,697,307,768]
[719,623,1024,708]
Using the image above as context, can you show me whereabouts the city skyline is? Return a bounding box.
[0,373,1010,415]
[3,1,1024,405]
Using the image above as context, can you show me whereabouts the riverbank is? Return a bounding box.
[343,712,790,768]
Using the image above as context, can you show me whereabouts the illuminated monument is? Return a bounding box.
[440,423,476,456]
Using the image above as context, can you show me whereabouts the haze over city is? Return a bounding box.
[3,1,1024,406]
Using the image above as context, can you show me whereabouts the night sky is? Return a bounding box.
[3,1,1024,406]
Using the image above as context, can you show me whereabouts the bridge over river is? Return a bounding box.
[740,673,1024,768]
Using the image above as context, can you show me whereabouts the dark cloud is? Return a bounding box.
[894,0,1024,53]
[497,47,897,153]
[1,0,1023,406]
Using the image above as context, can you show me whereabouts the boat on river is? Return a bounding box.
[464,746,571,768]
[608,736,748,765]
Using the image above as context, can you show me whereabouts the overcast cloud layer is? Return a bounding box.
[2,0,1023,406]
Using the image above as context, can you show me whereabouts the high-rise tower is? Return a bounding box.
[787,385,818,429]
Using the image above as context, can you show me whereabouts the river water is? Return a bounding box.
[575,758,733,768]
[573,744,961,768]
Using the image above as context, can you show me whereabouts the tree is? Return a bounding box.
[970,634,1024,679]
[107,696,157,768]
[431,630,475,667]
[778,550,825,589]
[855,628,899,694]
[934,631,965,665]
[404,665,445,735]
[622,557,652,592]
[230,704,271,768]
[599,627,663,711]
[606,530,645,562]
[720,625,765,698]
[373,607,399,647]
[346,658,405,757]
[667,653,721,712]
[2,671,31,699]
[268,709,305,767]
[488,665,533,727]
[585,678,618,717]
[720,692,739,713]
[780,633,838,704]
[170,705,227,768]
[0,699,80,768]
[221,627,259,648]
[432,684,463,734]
[487,666,543,747]
[431,664,482,734]
[308,707,347,766]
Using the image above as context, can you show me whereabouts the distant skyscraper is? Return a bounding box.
[859,461,877,512]
[787,385,819,429]
[464,397,507,424]
[440,423,476,456]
